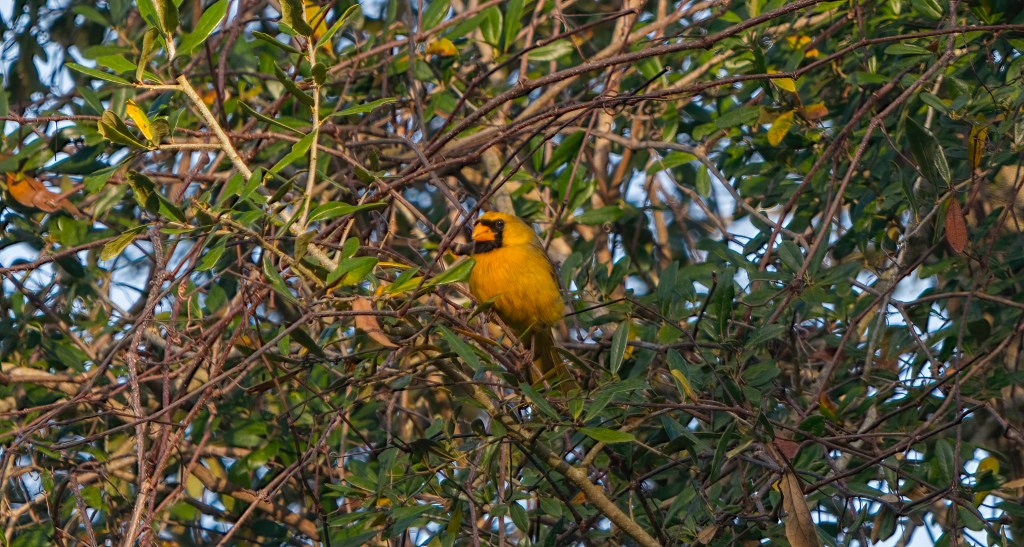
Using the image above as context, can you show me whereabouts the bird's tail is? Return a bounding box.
[530,329,575,390]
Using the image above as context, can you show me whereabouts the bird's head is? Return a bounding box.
[471,211,537,251]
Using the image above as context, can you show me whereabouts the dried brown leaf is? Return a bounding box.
[353,297,398,348]
[780,471,820,547]
[945,198,967,253]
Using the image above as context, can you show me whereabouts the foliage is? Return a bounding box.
[2,0,1024,545]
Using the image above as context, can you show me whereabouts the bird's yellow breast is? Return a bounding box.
[469,243,563,334]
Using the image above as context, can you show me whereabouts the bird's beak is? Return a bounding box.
[472,223,496,242]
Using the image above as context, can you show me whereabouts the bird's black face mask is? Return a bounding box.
[469,218,504,254]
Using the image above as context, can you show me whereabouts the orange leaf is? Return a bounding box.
[801,103,829,121]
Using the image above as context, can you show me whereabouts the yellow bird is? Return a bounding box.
[463,211,569,385]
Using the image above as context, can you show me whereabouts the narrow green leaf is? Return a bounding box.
[253,31,302,54]
[574,206,624,225]
[480,7,502,47]
[438,325,483,371]
[263,254,299,304]
[238,102,304,136]
[334,97,398,117]
[67,63,132,85]
[696,166,712,197]
[137,28,160,82]
[155,0,178,33]
[316,4,361,50]
[307,201,386,223]
[176,0,228,58]
[528,40,573,61]
[746,324,787,347]
[279,0,314,37]
[501,0,523,52]
[137,0,159,27]
[270,131,316,174]
[272,63,315,108]
[196,238,227,271]
[578,427,635,444]
[906,118,950,189]
[421,0,450,31]
[100,226,147,260]
[884,43,931,56]
[519,383,560,420]
[425,258,474,288]
[608,322,629,376]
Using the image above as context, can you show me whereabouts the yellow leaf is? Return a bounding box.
[669,369,697,401]
[805,48,820,58]
[968,124,988,172]
[126,99,153,142]
[305,1,330,42]
[768,111,794,146]
[769,70,797,93]
[425,37,458,57]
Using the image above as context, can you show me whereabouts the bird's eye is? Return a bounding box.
[494,220,505,230]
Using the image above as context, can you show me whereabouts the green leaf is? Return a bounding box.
[100,226,147,260]
[137,28,160,82]
[608,322,629,376]
[263,254,299,304]
[176,0,228,58]
[912,0,943,19]
[421,0,449,31]
[84,164,120,193]
[528,40,573,61]
[696,166,712,197]
[67,62,132,85]
[238,101,304,136]
[334,97,398,117]
[270,131,316,174]
[501,0,523,52]
[746,324,787,347]
[307,201,387,222]
[155,0,178,33]
[98,110,147,148]
[328,256,377,286]
[438,325,483,371]
[906,117,950,190]
[425,258,474,288]
[519,383,560,420]
[574,206,624,225]
[715,105,759,129]
[316,4,361,50]
[137,0,158,27]
[578,427,635,444]
[884,43,931,55]
[279,0,314,37]
[272,63,315,108]
[480,7,502,47]
[196,238,227,271]
[253,31,302,54]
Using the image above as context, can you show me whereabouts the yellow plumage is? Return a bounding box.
[466,212,568,383]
